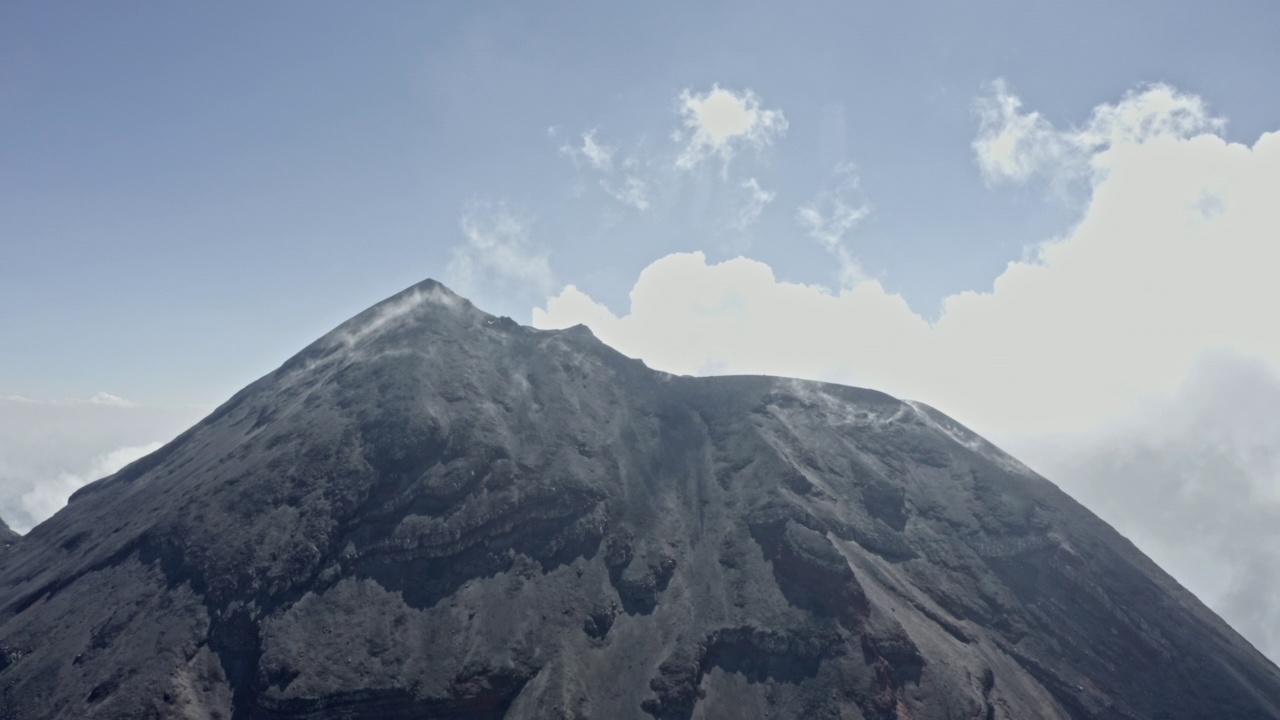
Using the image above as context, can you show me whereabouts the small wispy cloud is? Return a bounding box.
[735,178,776,229]
[796,164,869,287]
[0,395,39,405]
[553,85,787,222]
[603,175,651,211]
[560,129,615,172]
[89,392,135,408]
[675,85,787,173]
[2,393,137,408]
[447,201,555,298]
[559,129,652,212]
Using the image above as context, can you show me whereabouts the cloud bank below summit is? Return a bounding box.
[0,396,204,533]
[1007,351,1280,667]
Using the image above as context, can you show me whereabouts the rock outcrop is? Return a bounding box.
[0,519,17,551]
[1,280,1278,719]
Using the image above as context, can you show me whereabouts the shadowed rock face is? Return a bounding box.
[2,280,1279,720]
[0,519,16,550]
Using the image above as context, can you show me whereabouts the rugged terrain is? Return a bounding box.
[0,521,16,551]
[2,280,1279,719]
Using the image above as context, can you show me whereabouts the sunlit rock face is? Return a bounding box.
[2,280,1278,720]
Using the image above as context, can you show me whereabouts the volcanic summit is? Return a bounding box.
[1,280,1278,719]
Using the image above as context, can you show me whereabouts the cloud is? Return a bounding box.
[559,129,650,211]
[332,284,461,353]
[18,442,163,529]
[971,81,1064,184]
[89,392,135,408]
[0,398,203,532]
[1000,351,1280,662]
[534,251,927,382]
[2,393,136,408]
[556,86,784,218]
[538,90,1280,437]
[0,395,39,404]
[974,79,1226,186]
[796,164,870,287]
[560,129,615,172]
[675,85,787,172]
[603,175,650,211]
[735,178,775,229]
[447,201,555,299]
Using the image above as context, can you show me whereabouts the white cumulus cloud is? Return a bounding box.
[796,164,870,287]
[534,251,927,386]
[539,85,1280,436]
[974,78,1226,186]
[675,85,788,172]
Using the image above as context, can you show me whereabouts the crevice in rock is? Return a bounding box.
[208,606,263,720]
[253,662,536,720]
[642,626,846,719]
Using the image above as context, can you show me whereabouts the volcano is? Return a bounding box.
[2,280,1278,719]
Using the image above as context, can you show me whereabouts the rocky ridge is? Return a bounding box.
[1,280,1278,719]
[0,520,16,551]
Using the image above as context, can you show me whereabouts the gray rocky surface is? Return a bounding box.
[0,519,16,550]
[2,279,1279,719]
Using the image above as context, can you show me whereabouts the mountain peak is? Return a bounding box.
[2,282,1278,719]
[322,278,485,343]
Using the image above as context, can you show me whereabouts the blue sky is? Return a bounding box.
[6,1,1279,404]
[3,1,1280,660]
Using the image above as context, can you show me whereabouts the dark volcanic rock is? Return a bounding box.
[2,279,1279,719]
[0,518,16,550]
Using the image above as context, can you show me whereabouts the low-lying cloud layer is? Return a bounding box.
[1001,351,1280,663]
[0,396,204,533]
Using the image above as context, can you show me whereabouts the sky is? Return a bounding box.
[2,1,1279,662]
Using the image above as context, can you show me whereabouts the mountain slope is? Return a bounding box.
[2,280,1278,719]
[0,519,16,551]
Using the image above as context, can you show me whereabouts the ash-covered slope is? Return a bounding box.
[2,281,1279,720]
